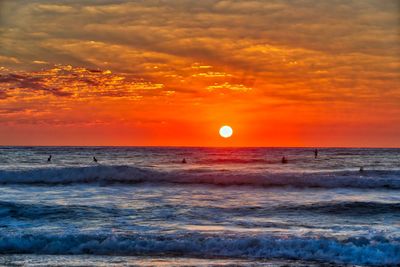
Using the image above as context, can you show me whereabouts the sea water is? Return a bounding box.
[0,147,399,266]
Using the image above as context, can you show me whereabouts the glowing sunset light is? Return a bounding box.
[0,1,398,147]
[219,126,233,138]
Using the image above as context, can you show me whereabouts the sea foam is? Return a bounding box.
[0,232,399,266]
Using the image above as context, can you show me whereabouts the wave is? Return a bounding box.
[204,201,400,217]
[0,201,123,221]
[0,232,398,265]
[196,158,272,164]
[0,165,400,189]
[1,200,398,224]
[0,165,158,185]
[281,201,400,215]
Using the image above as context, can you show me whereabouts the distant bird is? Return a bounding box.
[182,158,187,164]
[47,155,52,162]
[93,156,98,163]
[281,156,288,164]
[314,149,318,159]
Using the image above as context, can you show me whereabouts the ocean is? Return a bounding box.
[0,147,399,266]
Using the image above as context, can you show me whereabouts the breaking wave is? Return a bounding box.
[0,232,399,266]
[0,165,400,189]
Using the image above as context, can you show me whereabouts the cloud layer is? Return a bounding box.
[0,0,399,146]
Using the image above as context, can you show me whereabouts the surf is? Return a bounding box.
[0,232,399,266]
[1,165,400,189]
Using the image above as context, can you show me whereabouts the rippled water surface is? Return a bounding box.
[0,147,399,266]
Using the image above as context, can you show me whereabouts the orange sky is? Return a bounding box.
[0,0,399,147]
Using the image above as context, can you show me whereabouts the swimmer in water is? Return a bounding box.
[182,158,187,164]
[281,156,288,164]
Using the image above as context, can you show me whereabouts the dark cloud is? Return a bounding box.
[0,73,72,97]
[0,65,164,99]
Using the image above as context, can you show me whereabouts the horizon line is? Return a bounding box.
[0,145,399,149]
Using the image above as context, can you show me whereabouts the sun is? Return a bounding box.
[219,125,233,138]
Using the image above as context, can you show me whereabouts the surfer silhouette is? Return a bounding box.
[93,156,98,163]
[314,149,318,159]
[281,156,288,164]
[47,155,52,162]
[359,167,364,172]
[182,158,187,164]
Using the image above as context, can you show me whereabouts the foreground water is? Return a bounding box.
[0,147,399,266]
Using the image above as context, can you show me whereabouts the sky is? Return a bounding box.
[0,0,399,147]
